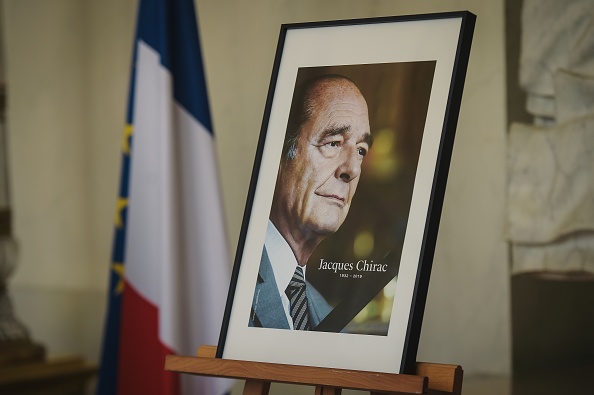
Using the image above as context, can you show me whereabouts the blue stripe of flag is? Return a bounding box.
[137,0,213,132]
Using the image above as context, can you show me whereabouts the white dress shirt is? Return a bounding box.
[264,220,307,330]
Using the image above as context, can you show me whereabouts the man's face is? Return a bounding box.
[273,80,371,239]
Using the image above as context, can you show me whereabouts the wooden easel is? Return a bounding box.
[165,345,463,395]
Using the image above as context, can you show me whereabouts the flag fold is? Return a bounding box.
[97,0,231,394]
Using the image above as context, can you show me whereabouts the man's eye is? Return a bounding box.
[327,141,340,147]
[358,147,367,157]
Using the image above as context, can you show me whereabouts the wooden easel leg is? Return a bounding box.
[243,379,271,395]
[314,386,342,395]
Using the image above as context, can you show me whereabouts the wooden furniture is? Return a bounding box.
[165,345,463,395]
[0,356,97,395]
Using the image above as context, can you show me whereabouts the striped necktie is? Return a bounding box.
[285,266,310,330]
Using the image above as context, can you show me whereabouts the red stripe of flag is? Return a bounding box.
[117,281,180,395]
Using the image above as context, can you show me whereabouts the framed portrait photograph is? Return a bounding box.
[217,11,475,374]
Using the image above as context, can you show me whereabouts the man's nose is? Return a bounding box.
[336,148,361,182]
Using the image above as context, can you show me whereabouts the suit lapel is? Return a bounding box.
[252,248,291,329]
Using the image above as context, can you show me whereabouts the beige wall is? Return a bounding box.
[2,0,509,388]
[3,0,135,363]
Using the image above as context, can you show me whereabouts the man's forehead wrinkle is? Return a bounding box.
[318,125,351,141]
[311,98,369,129]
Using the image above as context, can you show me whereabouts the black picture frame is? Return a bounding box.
[217,11,475,374]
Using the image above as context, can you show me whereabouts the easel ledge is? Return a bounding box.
[164,345,463,395]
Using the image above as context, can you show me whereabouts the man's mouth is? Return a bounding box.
[315,192,345,205]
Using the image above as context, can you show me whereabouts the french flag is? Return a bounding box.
[97,0,231,394]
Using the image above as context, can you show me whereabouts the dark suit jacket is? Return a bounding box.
[249,248,332,329]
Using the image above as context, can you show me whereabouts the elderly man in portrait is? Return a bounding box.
[250,74,373,331]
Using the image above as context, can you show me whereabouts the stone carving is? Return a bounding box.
[508,118,594,244]
[508,0,594,274]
